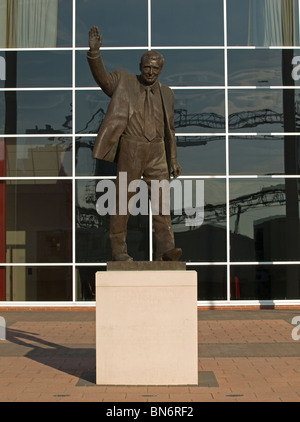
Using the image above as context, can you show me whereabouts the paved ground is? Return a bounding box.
[0,309,300,402]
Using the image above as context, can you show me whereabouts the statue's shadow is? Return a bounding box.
[6,327,96,385]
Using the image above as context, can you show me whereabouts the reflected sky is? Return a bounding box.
[0,91,72,134]
[76,49,225,87]
[229,136,286,175]
[228,49,300,87]
[76,0,148,47]
[151,0,224,46]
[0,51,72,89]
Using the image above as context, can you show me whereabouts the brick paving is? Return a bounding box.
[0,309,300,402]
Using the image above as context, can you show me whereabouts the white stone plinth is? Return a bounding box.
[96,270,198,385]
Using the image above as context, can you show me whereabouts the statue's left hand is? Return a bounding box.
[171,160,182,178]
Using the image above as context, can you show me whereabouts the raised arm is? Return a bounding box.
[87,26,118,97]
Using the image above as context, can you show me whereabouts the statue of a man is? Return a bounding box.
[87,26,182,262]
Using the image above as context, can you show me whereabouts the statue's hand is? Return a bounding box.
[89,25,102,51]
[171,160,182,178]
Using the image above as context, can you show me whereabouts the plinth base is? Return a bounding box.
[96,269,198,385]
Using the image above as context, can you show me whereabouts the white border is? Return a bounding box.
[1,0,300,306]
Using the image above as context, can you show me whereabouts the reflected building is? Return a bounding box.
[1,0,300,306]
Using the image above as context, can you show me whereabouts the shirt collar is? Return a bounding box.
[138,77,160,93]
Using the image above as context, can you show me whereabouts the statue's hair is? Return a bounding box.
[140,50,164,68]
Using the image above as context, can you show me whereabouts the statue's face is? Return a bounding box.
[140,58,162,85]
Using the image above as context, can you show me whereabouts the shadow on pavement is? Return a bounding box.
[5,327,96,383]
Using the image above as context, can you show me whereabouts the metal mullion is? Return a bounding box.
[223,0,231,302]
[72,0,76,303]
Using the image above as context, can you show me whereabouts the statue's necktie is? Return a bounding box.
[144,87,156,141]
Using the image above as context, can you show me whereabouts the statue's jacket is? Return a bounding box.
[87,52,178,175]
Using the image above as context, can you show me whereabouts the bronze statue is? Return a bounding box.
[87,26,182,261]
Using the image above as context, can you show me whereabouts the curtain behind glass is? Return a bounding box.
[0,0,58,48]
[281,0,295,45]
[248,0,297,46]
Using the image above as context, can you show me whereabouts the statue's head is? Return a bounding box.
[139,50,164,86]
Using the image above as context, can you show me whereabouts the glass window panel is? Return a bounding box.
[57,0,73,47]
[75,90,110,134]
[76,266,105,301]
[1,266,72,301]
[0,51,72,89]
[1,137,72,177]
[151,0,224,46]
[158,50,224,87]
[2,180,72,263]
[188,265,227,300]
[0,0,72,48]
[75,135,226,177]
[230,178,300,262]
[229,135,300,175]
[76,180,149,262]
[228,89,300,133]
[228,49,300,87]
[227,0,250,46]
[76,90,226,136]
[231,264,300,300]
[76,0,148,47]
[0,91,72,135]
[76,137,117,177]
[178,136,226,175]
[227,0,300,47]
[76,50,143,87]
[76,49,225,88]
[174,89,225,133]
[171,178,227,262]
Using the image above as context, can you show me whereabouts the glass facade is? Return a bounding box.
[1,0,300,305]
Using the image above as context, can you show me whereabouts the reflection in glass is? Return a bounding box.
[76,49,225,88]
[76,180,149,262]
[0,0,72,48]
[172,178,227,262]
[178,136,225,175]
[75,136,225,177]
[2,266,72,301]
[76,266,105,301]
[230,178,300,262]
[76,50,144,87]
[77,90,226,135]
[3,137,72,177]
[228,49,300,87]
[188,265,227,300]
[76,0,148,47]
[0,51,72,89]
[158,50,224,87]
[174,89,225,133]
[231,265,300,300]
[228,89,300,133]
[229,136,300,175]
[76,137,117,176]
[75,91,110,134]
[3,180,72,263]
[0,91,72,135]
[151,0,224,46]
[227,0,300,46]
